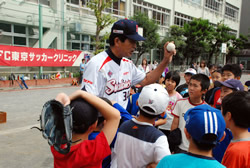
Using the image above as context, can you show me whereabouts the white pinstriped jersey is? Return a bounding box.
[81,49,146,108]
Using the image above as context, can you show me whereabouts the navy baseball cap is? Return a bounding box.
[214,79,244,91]
[184,104,225,145]
[111,19,145,41]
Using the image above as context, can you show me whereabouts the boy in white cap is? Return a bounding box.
[158,104,226,168]
[111,83,171,168]
[176,68,197,98]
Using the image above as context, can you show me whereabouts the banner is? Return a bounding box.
[0,45,87,67]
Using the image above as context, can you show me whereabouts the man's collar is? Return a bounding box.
[106,48,121,65]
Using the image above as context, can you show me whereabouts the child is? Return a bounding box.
[176,68,197,98]
[157,104,226,168]
[159,71,182,137]
[212,64,242,108]
[212,79,244,162]
[51,90,120,168]
[221,91,250,168]
[111,84,171,168]
[205,69,222,105]
[171,74,210,153]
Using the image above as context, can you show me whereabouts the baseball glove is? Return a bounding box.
[34,99,73,154]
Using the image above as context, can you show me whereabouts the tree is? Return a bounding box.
[184,18,214,65]
[88,0,116,54]
[207,22,231,65]
[131,13,160,65]
[159,25,186,65]
[226,34,248,63]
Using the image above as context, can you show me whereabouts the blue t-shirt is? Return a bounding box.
[157,152,225,168]
[80,62,85,72]
[88,103,132,168]
[212,128,233,162]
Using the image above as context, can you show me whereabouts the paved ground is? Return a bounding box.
[0,73,249,168]
[0,86,79,168]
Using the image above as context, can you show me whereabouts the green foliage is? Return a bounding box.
[88,0,116,53]
[207,21,232,64]
[131,12,160,64]
[160,25,186,65]
[227,34,248,63]
[184,18,214,64]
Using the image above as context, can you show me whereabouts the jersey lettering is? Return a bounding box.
[105,79,131,95]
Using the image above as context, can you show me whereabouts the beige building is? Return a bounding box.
[0,0,242,77]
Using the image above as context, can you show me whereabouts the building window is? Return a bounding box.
[228,29,237,37]
[133,0,170,27]
[0,23,11,32]
[104,0,125,16]
[26,0,50,6]
[183,0,201,6]
[225,3,239,21]
[14,37,26,46]
[67,33,108,51]
[174,12,193,27]
[205,0,222,13]
[14,25,26,34]
[0,22,39,47]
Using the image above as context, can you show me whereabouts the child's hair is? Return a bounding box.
[165,71,181,88]
[190,74,210,91]
[211,69,222,75]
[193,134,217,151]
[222,64,242,78]
[139,107,160,119]
[222,91,250,128]
[208,64,215,70]
[70,98,98,134]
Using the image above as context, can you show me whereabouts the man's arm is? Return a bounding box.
[140,42,175,87]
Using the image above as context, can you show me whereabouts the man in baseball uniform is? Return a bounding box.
[81,19,175,108]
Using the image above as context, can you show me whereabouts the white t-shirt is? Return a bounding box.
[111,119,171,168]
[159,92,182,131]
[81,50,145,108]
[172,98,206,151]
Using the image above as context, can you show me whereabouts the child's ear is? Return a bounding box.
[219,131,226,142]
[224,111,232,121]
[201,89,208,95]
[88,120,98,132]
[184,128,191,140]
[235,76,241,80]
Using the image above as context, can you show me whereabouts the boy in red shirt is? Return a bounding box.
[51,90,120,168]
[221,91,250,168]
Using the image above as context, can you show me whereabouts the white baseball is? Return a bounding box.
[166,43,175,52]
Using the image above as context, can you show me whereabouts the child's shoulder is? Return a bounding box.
[175,97,189,104]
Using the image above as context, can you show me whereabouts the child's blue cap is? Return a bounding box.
[184,104,225,145]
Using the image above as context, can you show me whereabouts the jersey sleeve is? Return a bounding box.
[131,63,146,86]
[81,60,105,97]
[154,135,171,163]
